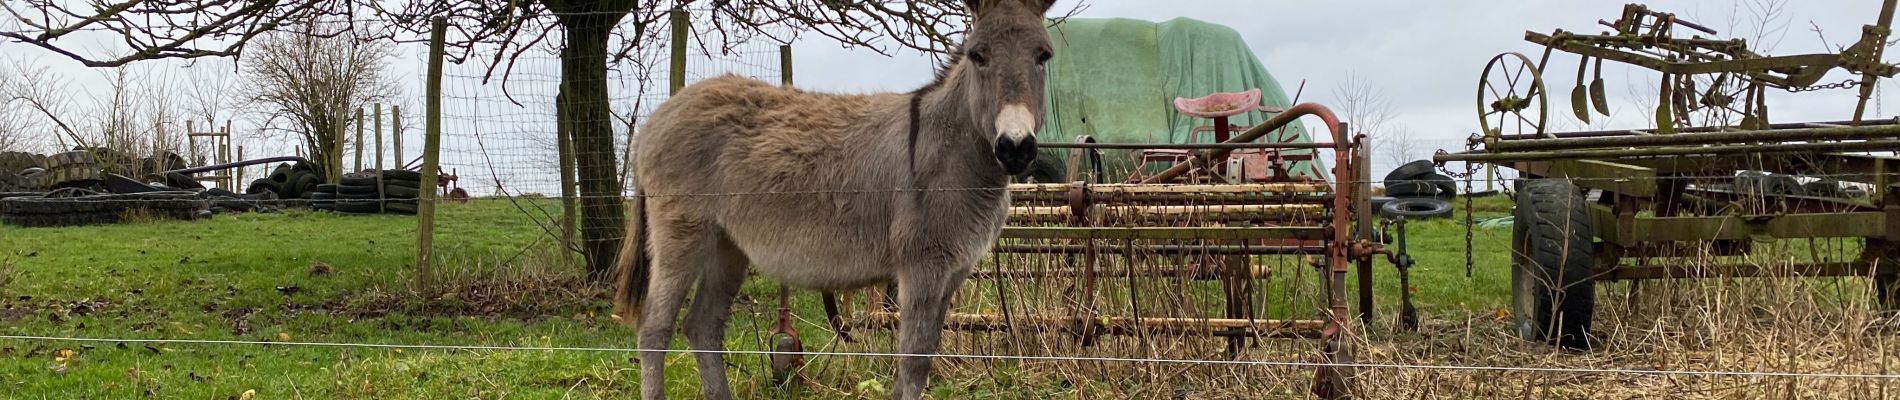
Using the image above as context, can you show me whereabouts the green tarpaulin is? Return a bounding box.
[1031,17,1329,182]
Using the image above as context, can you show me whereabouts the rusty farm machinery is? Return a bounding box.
[751,92,1408,398]
[1437,1,1900,350]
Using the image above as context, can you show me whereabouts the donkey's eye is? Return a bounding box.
[1037,51,1052,66]
[969,51,989,67]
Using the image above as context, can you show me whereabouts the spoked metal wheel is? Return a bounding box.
[1479,52,1550,138]
[1674,73,1767,129]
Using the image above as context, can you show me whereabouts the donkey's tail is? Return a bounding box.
[612,188,651,326]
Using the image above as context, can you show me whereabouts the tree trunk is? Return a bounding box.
[557,13,628,281]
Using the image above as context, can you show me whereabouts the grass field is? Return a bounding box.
[4,194,1883,398]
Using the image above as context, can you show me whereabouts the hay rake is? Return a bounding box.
[799,99,1401,398]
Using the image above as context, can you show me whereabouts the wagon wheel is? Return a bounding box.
[1678,73,1766,129]
[1478,52,1549,138]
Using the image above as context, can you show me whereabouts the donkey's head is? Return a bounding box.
[955,0,1058,175]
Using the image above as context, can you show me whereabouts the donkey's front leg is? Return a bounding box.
[891,263,969,400]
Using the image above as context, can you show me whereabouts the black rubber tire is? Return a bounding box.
[1369,196,1396,213]
[383,201,418,214]
[335,184,379,196]
[103,174,160,194]
[382,184,420,199]
[335,190,380,200]
[1424,173,1457,197]
[0,151,47,174]
[1384,160,1437,183]
[1379,197,1452,219]
[1,211,120,227]
[284,173,320,199]
[1383,180,1437,198]
[1510,179,1596,351]
[331,199,383,213]
[1,192,204,215]
[340,176,423,188]
[164,172,204,190]
[313,184,338,194]
[341,170,423,187]
[378,169,423,181]
[247,179,280,195]
[0,173,38,192]
[0,192,43,200]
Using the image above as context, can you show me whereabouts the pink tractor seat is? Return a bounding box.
[1173,88,1262,119]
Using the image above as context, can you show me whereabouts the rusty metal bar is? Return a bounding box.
[993,244,1325,255]
[1002,226,1329,241]
[1142,103,1344,183]
[1600,261,1898,280]
[1010,204,1326,218]
[856,312,1326,338]
[970,264,1272,280]
[1493,118,1900,140]
[1484,124,1900,152]
[1039,142,1340,150]
[1009,183,1332,194]
[1437,140,1900,163]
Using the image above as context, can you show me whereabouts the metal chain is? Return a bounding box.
[1784,79,1861,93]
[1437,141,1482,278]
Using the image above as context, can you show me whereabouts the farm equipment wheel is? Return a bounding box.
[1478,52,1548,138]
[1380,197,1453,219]
[0,151,47,174]
[1511,179,1596,351]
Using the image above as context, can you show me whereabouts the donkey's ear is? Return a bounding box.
[965,0,982,15]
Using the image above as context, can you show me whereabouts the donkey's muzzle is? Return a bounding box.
[996,135,1038,175]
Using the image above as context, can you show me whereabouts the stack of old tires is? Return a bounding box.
[1,188,209,227]
[1,150,103,192]
[245,162,325,200]
[1377,160,1456,220]
[312,169,422,214]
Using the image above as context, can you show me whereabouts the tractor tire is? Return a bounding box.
[247,179,280,195]
[313,184,338,194]
[1379,197,1452,219]
[1510,179,1597,351]
[0,173,39,192]
[335,184,378,196]
[1383,160,1437,182]
[1383,180,1437,198]
[0,151,47,174]
[331,198,383,213]
[382,184,420,199]
[284,173,320,199]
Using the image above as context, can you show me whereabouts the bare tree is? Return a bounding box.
[239,28,397,179]
[2,0,1081,278]
[0,64,35,153]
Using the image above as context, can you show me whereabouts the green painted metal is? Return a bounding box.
[1035,17,1325,182]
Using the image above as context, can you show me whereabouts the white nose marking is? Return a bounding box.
[995,104,1034,142]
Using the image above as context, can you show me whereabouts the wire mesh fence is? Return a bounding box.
[14,8,1900,400]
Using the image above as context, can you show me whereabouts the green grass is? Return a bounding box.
[0,196,1523,399]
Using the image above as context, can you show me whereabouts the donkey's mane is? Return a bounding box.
[907,49,967,174]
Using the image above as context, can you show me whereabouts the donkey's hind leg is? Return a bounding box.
[638,217,717,400]
[681,237,748,400]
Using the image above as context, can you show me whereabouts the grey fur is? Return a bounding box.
[618,1,1058,399]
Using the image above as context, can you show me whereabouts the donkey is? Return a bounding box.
[614,0,1059,399]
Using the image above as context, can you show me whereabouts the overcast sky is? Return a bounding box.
[4,0,1895,184]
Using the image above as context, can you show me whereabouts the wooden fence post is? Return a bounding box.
[418,16,448,289]
[375,103,385,172]
[354,107,365,173]
[669,9,688,95]
[393,105,404,169]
